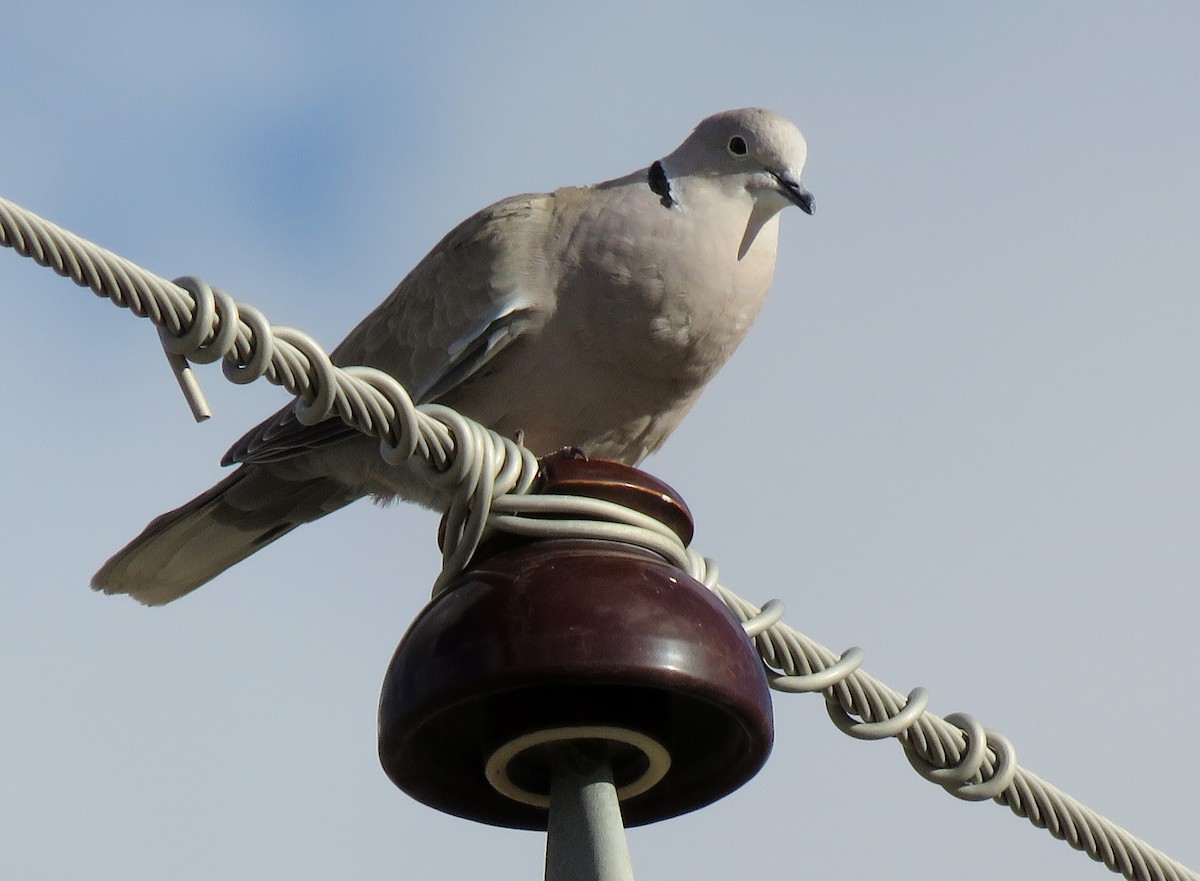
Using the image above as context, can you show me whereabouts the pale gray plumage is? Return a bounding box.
[93,108,814,605]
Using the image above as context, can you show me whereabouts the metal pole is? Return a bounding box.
[544,743,635,881]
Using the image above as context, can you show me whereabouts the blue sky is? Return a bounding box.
[3,3,1199,879]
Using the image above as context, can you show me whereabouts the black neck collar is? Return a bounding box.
[647,160,676,208]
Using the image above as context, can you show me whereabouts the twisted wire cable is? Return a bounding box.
[2,193,1194,881]
[0,195,541,576]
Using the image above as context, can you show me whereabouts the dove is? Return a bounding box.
[93,107,814,605]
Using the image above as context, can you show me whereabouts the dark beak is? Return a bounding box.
[773,171,815,215]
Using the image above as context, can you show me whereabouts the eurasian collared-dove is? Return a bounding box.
[93,107,814,605]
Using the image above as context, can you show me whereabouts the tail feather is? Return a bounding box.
[92,467,358,605]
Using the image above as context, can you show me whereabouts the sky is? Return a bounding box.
[2,2,1198,879]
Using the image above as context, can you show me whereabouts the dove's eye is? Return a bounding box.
[727,136,748,157]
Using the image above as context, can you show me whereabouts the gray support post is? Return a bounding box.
[544,744,635,881]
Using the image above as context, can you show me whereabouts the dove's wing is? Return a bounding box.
[224,193,557,466]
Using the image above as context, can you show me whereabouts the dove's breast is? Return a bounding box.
[435,178,781,463]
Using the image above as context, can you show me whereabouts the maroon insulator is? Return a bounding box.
[378,451,772,829]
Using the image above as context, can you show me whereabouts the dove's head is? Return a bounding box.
[664,108,815,217]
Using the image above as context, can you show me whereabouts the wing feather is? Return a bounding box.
[224,193,555,467]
